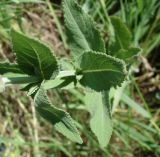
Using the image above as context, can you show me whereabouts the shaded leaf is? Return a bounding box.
[63,0,105,58]
[79,51,127,91]
[34,87,83,144]
[108,16,132,56]
[0,62,23,74]
[2,73,40,85]
[11,29,58,79]
[108,16,141,62]
[115,47,141,61]
[21,82,39,92]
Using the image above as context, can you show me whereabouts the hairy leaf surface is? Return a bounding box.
[34,87,82,144]
[79,51,127,91]
[63,0,105,58]
[85,91,112,147]
[11,30,58,79]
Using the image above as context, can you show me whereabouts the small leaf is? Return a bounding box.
[0,62,23,74]
[85,91,113,147]
[43,78,65,90]
[78,51,127,91]
[11,29,58,80]
[34,87,83,144]
[115,47,141,61]
[108,16,132,55]
[108,16,141,62]
[21,82,39,92]
[63,0,105,58]
[2,72,40,85]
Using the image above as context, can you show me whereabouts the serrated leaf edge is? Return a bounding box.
[62,0,106,57]
[11,29,59,79]
[79,50,127,90]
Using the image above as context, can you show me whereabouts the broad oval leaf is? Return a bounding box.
[85,91,113,147]
[11,29,58,80]
[63,0,105,58]
[79,51,127,91]
[34,87,83,144]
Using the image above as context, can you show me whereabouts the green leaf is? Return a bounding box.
[43,70,76,90]
[78,51,127,91]
[108,16,141,62]
[21,82,39,92]
[11,29,58,80]
[63,0,105,58]
[43,78,65,90]
[85,91,113,147]
[2,73,40,85]
[108,16,132,55]
[34,87,83,144]
[6,75,40,84]
[114,47,141,61]
[0,62,23,74]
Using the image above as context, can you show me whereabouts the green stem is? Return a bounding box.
[4,70,77,87]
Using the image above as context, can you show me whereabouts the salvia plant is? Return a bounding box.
[0,0,141,147]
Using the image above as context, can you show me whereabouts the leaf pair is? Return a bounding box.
[12,30,83,144]
[0,62,23,74]
[0,29,83,144]
[63,0,127,91]
[63,0,127,147]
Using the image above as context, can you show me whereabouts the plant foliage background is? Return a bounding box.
[0,0,160,157]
